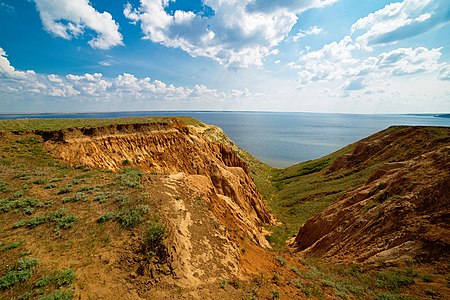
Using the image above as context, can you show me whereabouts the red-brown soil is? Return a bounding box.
[294,127,450,265]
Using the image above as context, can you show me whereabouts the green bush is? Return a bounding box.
[117,168,142,188]
[116,205,149,228]
[44,183,57,189]
[55,269,76,285]
[35,269,76,288]
[377,270,414,292]
[97,212,116,223]
[145,223,165,249]
[57,186,72,195]
[93,193,107,203]
[13,209,77,229]
[62,192,87,203]
[1,240,24,251]
[0,257,39,289]
[37,289,74,300]
[33,179,46,185]
[35,274,53,287]
[0,181,10,192]
[13,216,47,228]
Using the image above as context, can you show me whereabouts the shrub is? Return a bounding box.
[44,183,57,189]
[57,186,72,195]
[145,223,165,249]
[0,181,10,192]
[35,269,76,288]
[77,186,95,192]
[116,205,149,228]
[97,212,116,223]
[33,179,46,185]
[13,216,47,228]
[220,280,227,289]
[54,215,77,229]
[275,256,286,266]
[377,270,414,292]
[35,275,53,287]
[37,289,74,300]
[93,193,107,203]
[13,209,77,230]
[144,222,166,260]
[0,258,39,289]
[272,290,281,300]
[1,240,24,251]
[55,269,76,285]
[117,168,142,188]
[290,266,301,276]
[62,192,87,203]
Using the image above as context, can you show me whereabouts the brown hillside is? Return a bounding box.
[294,126,450,265]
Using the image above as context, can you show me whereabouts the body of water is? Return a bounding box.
[1,111,449,168]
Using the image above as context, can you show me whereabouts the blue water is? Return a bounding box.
[1,111,449,168]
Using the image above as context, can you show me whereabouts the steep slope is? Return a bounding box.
[292,126,450,264]
[0,118,283,300]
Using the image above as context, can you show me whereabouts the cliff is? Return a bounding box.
[293,126,450,264]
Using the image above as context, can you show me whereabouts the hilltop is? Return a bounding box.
[0,117,449,299]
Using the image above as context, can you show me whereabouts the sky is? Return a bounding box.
[0,0,449,113]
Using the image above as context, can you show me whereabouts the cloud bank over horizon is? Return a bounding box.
[0,0,449,113]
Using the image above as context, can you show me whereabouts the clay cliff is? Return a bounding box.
[293,126,450,264]
[38,120,274,289]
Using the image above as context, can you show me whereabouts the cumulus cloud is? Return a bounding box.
[351,0,450,46]
[124,0,336,67]
[292,26,322,42]
[33,0,123,49]
[0,47,35,79]
[292,36,361,83]
[0,47,257,103]
[290,35,447,93]
[342,77,366,91]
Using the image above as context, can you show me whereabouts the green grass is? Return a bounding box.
[376,270,414,292]
[0,116,201,131]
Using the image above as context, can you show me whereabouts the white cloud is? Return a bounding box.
[33,0,123,49]
[124,0,336,67]
[351,0,450,46]
[438,65,450,81]
[342,77,366,91]
[290,35,448,95]
[0,48,257,104]
[246,0,337,13]
[292,36,360,83]
[292,26,323,42]
[0,47,35,79]
[377,47,443,76]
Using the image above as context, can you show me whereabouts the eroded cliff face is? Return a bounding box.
[40,120,273,288]
[294,127,450,264]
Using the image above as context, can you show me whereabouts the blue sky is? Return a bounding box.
[0,0,449,113]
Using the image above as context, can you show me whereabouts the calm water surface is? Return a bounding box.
[1,112,449,168]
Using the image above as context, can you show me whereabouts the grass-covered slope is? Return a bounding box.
[259,126,450,252]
